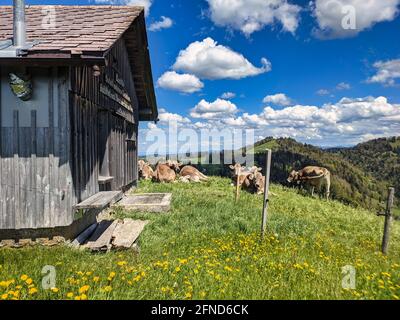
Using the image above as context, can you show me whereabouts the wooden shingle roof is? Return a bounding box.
[0,6,142,54]
[0,5,158,121]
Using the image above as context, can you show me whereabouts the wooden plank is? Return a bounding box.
[86,220,118,251]
[112,219,149,249]
[98,176,114,185]
[74,191,122,210]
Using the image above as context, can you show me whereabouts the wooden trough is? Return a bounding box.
[114,193,172,213]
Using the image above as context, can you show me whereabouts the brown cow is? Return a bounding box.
[287,166,331,200]
[179,165,208,183]
[249,171,265,195]
[229,164,261,192]
[138,160,154,180]
[153,160,181,183]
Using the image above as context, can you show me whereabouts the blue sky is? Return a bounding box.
[3,0,400,151]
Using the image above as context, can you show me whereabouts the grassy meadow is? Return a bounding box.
[0,177,400,300]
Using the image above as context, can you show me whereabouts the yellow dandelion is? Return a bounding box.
[79,285,90,294]
[20,275,28,281]
[185,292,192,299]
[25,278,33,285]
[67,292,74,298]
[1,293,8,300]
[103,286,112,293]
[28,287,38,295]
[51,287,59,293]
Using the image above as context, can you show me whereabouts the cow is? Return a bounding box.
[179,165,208,183]
[249,171,265,195]
[153,160,181,183]
[138,160,154,180]
[229,164,262,196]
[287,166,331,200]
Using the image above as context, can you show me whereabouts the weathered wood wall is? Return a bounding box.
[0,67,74,230]
[0,37,140,231]
[70,37,139,201]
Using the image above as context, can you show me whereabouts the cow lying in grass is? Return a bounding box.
[142,160,209,184]
[138,160,154,180]
[153,160,180,183]
[287,166,331,200]
[179,165,209,183]
[229,164,272,195]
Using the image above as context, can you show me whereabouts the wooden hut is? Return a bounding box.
[0,4,158,239]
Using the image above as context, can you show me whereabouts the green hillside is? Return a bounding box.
[249,138,389,210]
[330,137,400,200]
[1,178,399,300]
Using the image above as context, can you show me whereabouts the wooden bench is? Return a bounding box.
[74,191,123,210]
[98,176,114,185]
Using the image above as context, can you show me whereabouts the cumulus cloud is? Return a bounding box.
[336,82,351,90]
[141,96,400,151]
[227,96,400,146]
[312,0,400,39]
[157,71,204,93]
[173,38,271,80]
[206,0,302,36]
[367,59,400,86]
[190,98,238,119]
[158,108,191,124]
[95,0,152,16]
[263,93,293,106]
[220,92,236,99]
[149,16,173,31]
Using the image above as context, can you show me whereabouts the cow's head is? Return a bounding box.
[229,163,245,176]
[250,172,264,194]
[287,170,300,183]
[138,160,146,173]
[166,160,183,172]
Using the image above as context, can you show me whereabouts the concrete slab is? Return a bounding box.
[115,193,172,213]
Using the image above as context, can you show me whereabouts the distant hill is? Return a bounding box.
[248,137,390,210]
[329,137,400,201]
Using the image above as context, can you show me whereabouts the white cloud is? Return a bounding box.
[367,59,400,86]
[263,93,293,106]
[149,16,173,31]
[336,82,351,90]
[206,0,302,36]
[312,0,400,39]
[140,97,400,152]
[218,96,400,146]
[190,98,238,119]
[147,122,158,130]
[220,92,236,99]
[158,108,191,124]
[157,71,204,93]
[173,38,271,80]
[317,89,330,96]
[95,0,153,16]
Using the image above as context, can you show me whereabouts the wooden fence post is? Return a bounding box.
[378,187,395,255]
[235,166,241,203]
[261,149,272,239]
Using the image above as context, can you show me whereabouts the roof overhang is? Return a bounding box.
[0,6,158,122]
